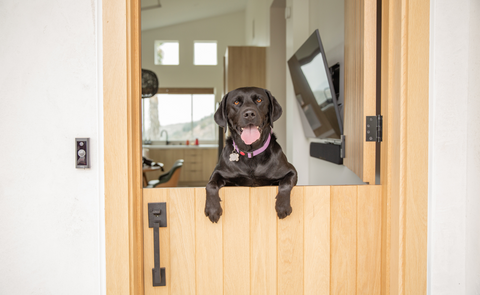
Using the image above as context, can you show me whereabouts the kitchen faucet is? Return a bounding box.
[160,130,169,145]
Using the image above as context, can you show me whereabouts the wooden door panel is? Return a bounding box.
[195,188,223,295]
[304,186,330,295]
[331,186,357,294]
[169,188,196,295]
[250,187,277,295]
[277,187,304,295]
[357,185,382,295]
[143,186,382,295]
[223,187,250,295]
[344,0,377,184]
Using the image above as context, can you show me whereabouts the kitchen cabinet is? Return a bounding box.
[146,146,218,187]
[224,46,266,93]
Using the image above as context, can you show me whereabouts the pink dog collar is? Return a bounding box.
[232,130,272,159]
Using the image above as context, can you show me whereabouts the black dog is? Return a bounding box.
[205,87,297,223]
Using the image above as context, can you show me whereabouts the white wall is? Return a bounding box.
[141,11,246,104]
[428,0,480,294]
[465,2,480,292]
[0,1,105,294]
[309,0,344,119]
[267,4,287,149]
[246,0,271,46]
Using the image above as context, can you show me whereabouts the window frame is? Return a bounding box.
[154,40,180,65]
[193,40,218,66]
[143,87,218,145]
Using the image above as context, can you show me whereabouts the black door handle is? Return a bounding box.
[148,202,167,286]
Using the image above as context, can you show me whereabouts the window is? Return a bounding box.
[194,41,217,65]
[154,40,179,65]
[142,90,216,142]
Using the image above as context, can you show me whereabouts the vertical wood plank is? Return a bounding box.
[169,188,196,295]
[143,189,170,295]
[278,186,304,295]
[304,186,331,295]
[331,186,357,294]
[195,188,223,295]
[380,1,392,294]
[344,0,361,179]
[405,1,429,294]
[357,185,382,295]
[223,187,250,295]
[362,0,378,185]
[343,0,377,184]
[250,187,277,295]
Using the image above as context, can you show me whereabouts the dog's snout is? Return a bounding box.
[243,110,256,119]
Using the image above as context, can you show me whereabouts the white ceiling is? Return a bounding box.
[141,0,248,31]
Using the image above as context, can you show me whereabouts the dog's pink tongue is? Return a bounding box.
[241,125,260,145]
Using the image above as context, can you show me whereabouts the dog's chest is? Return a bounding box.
[226,175,279,187]
[227,160,279,186]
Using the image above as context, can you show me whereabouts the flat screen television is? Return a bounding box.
[287,29,343,141]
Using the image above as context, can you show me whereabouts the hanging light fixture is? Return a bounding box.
[141,69,159,144]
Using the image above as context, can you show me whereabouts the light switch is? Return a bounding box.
[76,138,90,168]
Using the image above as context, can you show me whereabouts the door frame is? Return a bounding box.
[103,0,143,294]
[380,0,430,293]
[102,0,429,294]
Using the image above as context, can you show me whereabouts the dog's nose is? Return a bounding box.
[243,110,256,119]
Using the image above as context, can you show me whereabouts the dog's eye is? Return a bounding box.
[234,100,240,105]
[256,98,262,103]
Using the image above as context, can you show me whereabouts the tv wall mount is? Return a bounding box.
[309,135,345,165]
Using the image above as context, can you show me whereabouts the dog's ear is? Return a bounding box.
[265,89,282,127]
[214,92,228,132]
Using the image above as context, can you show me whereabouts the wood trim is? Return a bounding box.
[103,0,143,294]
[380,0,430,294]
[380,0,392,294]
[343,0,377,184]
[404,0,429,293]
[156,87,215,95]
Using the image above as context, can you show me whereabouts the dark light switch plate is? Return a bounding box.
[76,138,90,168]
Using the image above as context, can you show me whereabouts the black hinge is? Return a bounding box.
[366,115,383,142]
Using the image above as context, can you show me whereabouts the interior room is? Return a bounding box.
[140,0,365,188]
[2,0,480,294]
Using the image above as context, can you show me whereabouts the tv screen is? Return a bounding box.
[287,29,343,140]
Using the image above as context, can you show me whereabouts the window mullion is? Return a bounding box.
[191,94,194,141]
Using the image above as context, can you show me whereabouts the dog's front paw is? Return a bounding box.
[275,197,292,219]
[205,199,223,223]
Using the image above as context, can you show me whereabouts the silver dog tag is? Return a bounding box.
[229,151,239,162]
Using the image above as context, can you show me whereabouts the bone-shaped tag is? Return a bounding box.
[229,152,239,162]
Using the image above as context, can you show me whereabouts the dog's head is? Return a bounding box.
[214,87,282,146]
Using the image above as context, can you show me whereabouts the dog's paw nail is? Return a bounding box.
[276,204,292,219]
[208,214,220,223]
[205,204,223,223]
